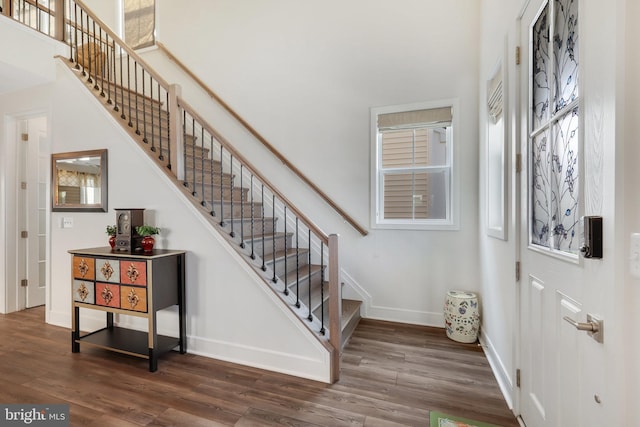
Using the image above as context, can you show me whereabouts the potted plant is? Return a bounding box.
[106,225,117,249]
[135,225,160,253]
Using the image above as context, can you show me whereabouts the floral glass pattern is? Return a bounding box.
[532,131,550,246]
[530,0,579,255]
[532,5,550,131]
[551,107,579,252]
[553,0,578,113]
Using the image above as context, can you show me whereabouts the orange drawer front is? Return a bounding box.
[73,257,95,280]
[95,283,121,308]
[120,261,147,286]
[73,280,95,304]
[120,286,147,312]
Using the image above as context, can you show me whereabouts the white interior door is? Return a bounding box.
[17,117,47,309]
[517,0,602,425]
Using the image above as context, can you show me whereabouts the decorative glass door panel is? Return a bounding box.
[529,0,579,255]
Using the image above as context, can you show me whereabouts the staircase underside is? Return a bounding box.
[58,56,362,352]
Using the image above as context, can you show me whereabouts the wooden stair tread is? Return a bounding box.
[265,248,310,262]
[341,299,362,326]
[284,264,323,285]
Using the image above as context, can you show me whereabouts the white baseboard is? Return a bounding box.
[479,328,514,410]
[187,334,330,383]
[341,269,445,327]
[48,307,331,383]
[47,307,107,332]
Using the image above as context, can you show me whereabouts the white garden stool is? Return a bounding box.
[444,290,480,343]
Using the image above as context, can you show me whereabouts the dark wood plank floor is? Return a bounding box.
[0,307,518,426]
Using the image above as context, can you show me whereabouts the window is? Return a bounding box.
[371,101,458,230]
[123,0,156,50]
[529,0,579,255]
[486,59,507,240]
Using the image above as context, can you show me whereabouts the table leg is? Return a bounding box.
[71,306,80,353]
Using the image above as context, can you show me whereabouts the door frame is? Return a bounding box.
[1,110,50,314]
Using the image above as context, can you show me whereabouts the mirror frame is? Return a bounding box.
[51,149,108,212]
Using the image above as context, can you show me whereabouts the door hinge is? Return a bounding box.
[21,181,27,190]
[21,133,28,142]
[21,231,28,238]
[21,279,28,287]
[516,154,522,173]
[515,46,521,65]
[516,368,521,388]
[516,261,521,281]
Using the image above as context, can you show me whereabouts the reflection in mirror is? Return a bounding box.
[52,149,108,212]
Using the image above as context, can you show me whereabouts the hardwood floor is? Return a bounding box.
[0,307,519,426]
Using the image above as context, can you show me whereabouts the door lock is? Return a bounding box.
[563,314,604,343]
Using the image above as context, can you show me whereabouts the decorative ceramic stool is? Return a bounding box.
[444,290,480,343]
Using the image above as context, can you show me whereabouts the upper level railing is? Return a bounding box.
[3,0,342,382]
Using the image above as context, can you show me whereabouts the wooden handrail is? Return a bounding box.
[177,96,329,244]
[156,42,369,237]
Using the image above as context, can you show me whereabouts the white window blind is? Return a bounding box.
[124,0,155,50]
[487,73,503,123]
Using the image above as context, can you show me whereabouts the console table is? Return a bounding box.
[69,247,186,371]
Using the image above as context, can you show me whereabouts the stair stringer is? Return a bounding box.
[55,57,337,381]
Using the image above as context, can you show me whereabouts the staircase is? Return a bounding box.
[47,0,361,380]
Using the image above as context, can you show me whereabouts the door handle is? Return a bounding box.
[562,314,604,343]
[562,316,598,332]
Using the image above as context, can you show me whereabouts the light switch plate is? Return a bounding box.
[62,217,73,229]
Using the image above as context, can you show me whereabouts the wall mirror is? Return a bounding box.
[52,149,108,212]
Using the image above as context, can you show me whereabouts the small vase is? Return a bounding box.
[141,235,155,253]
[109,235,116,250]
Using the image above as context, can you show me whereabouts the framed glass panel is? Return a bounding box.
[529,0,579,256]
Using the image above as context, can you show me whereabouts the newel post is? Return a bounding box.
[54,0,65,41]
[168,83,184,180]
[328,233,341,383]
[2,0,10,16]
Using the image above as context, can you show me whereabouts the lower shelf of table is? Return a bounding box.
[76,327,180,359]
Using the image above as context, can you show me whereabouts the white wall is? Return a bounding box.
[477,0,521,409]
[150,0,481,326]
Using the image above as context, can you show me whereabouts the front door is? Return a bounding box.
[517,0,608,425]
